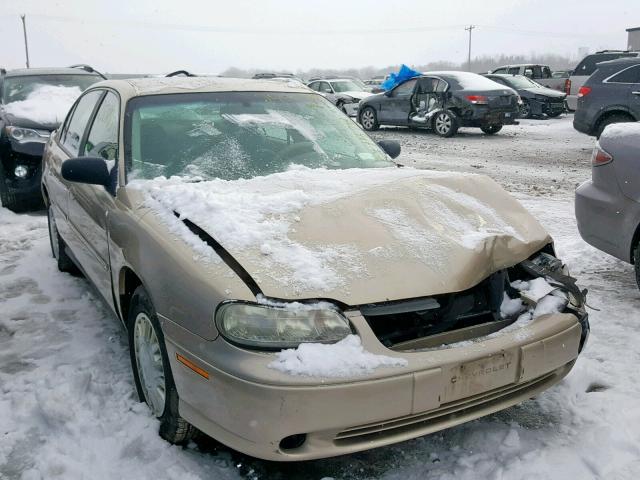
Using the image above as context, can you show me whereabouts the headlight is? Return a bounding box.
[215,301,352,349]
[5,126,50,144]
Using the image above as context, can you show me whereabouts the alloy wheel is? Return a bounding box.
[361,109,375,129]
[434,113,452,135]
[133,312,166,417]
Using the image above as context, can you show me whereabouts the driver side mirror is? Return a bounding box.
[377,140,401,159]
[61,157,111,187]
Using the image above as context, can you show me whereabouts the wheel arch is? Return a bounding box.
[594,108,637,134]
[118,266,145,327]
[630,222,640,264]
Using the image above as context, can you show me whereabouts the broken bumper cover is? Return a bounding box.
[163,310,586,461]
[342,102,360,117]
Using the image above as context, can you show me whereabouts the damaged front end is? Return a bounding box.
[360,246,589,353]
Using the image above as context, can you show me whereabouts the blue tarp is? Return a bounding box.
[380,64,422,91]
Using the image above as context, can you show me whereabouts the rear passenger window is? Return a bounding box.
[508,67,520,75]
[574,53,637,76]
[83,92,119,160]
[62,90,102,157]
[608,65,640,84]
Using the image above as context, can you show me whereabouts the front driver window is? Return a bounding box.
[83,92,119,161]
[61,90,103,157]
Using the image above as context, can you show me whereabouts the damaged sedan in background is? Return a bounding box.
[484,73,567,119]
[0,65,103,211]
[357,70,520,137]
[42,76,589,461]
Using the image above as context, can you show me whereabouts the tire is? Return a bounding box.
[546,111,562,118]
[0,163,19,211]
[128,286,195,444]
[360,107,379,131]
[519,100,531,119]
[432,110,459,138]
[596,113,634,138]
[481,125,503,135]
[47,206,77,273]
[634,241,640,291]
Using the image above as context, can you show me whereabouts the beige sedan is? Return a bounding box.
[41,77,589,461]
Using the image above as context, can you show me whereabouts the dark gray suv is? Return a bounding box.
[573,58,640,137]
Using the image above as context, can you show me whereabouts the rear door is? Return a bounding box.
[605,64,640,118]
[378,78,417,125]
[67,90,120,306]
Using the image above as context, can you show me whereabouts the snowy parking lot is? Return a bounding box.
[1,115,640,480]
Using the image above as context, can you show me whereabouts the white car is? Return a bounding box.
[307,78,372,117]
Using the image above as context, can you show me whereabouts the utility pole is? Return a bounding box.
[465,25,475,72]
[21,14,30,68]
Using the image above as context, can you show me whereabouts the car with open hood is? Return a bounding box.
[0,65,103,211]
[357,72,520,137]
[41,76,589,461]
[484,73,567,118]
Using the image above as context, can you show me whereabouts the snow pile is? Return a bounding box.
[3,85,82,125]
[500,277,568,325]
[268,334,407,378]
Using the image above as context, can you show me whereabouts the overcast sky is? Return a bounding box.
[1,0,637,73]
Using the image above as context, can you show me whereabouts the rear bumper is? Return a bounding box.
[165,312,585,461]
[575,180,637,262]
[573,116,594,136]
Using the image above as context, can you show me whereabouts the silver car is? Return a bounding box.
[575,122,640,288]
[306,78,372,117]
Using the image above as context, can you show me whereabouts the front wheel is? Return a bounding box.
[360,107,379,131]
[129,286,195,444]
[432,111,459,138]
[546,111,562,118]
[480,124,503,135]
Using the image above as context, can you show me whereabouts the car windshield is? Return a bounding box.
[331,80,364,93]
[501,76,541,89]
[2,74,99,103]
[125,91,392,181]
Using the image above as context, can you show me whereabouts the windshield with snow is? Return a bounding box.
[125,91,391,181]
[1,74,99,104]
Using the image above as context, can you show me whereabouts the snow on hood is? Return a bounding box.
[340,91,372,100]
[3,85,82,126]
[131,167,551,304]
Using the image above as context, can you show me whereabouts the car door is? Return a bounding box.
[65,90,120,306]
[318,81,336,103]
[606,64,640,117]
[378,78,417,125]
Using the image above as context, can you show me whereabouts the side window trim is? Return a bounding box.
[603,64,640,84]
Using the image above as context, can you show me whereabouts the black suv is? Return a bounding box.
[573,58,640,137]
[357,71,519,137]
[0,66,102,210]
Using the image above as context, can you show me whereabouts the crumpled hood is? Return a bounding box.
[523,87,566,99]
[133,168,551,305]
[339,91,372,101]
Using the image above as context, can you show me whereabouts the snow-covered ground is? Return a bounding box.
[1,115,640,479]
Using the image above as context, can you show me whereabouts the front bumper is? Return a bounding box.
[0,139,46,209]
[342,102,360,117]
[163,310,586,461]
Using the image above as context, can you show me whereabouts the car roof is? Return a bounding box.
[87,76,314,100]
[2,67,101,77]
[596,57,640,68]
